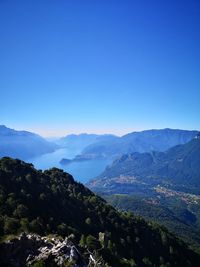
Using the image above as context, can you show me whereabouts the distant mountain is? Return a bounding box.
[89,135,200,193]
[82,129,198,159]
[0,125,57,160]
[0,157,199,266]
[57,133,117,152]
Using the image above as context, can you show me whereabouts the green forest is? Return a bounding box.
[0,157,200,266]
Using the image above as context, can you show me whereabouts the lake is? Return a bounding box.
[27,148,111,184]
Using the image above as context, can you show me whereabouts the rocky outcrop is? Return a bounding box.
[0,233,86,267]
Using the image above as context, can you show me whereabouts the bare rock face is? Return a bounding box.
[0,233,86,267]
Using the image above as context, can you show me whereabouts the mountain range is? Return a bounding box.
[0,157,200,266]
[81,128,198,159]
[1,126,198,164]
[88,134,200,194]
[57,133,117,153]
[0,125,57,160]
[87,135,200,251]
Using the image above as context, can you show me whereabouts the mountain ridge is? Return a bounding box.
[0,157,199,266]
[89,136,200,192]
[0,125,57,160]
[81,128,199,159]
[57,133,118,154]
[87,136,200,251]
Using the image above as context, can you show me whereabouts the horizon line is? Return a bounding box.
[1,124,199,139]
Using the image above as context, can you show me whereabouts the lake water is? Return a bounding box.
[27,148,111,184]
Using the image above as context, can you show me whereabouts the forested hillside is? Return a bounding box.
[0,157,199,266]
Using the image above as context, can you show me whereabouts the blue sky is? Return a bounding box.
[0,0,199,136]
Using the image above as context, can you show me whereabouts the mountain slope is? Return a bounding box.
[87,136,200,251]
[89,135,200,193]
[0,125,57,160]
[104,194,200,253]
[0,157,199,266]
[57,133,117,153]
[82,128,198,159]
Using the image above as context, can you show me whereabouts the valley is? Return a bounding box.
[0,126,200,265]
[154,186,200,205]
[87,135,200,253]
[1,1,199,265]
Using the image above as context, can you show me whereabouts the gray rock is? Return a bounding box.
[0,233,87,267]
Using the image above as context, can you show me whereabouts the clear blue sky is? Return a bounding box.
[0,0,199,136]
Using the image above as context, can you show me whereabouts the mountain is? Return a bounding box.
[89,135,200,193]
[0,125,57,160]
[82,129,198,159]
[0,157,199,266]
[104,194,200,254]
[57,133,117,153]
[87,136,200,251]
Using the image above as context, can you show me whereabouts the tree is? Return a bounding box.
[13,204,28,218]
[79,234,86,248]
[86,235,100,250]
[142,257,152,266]
[85,217,92,225]
[3,217,19,234]
[20,218,29,232]
[29,218,42,234]
[57,223,68,235]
